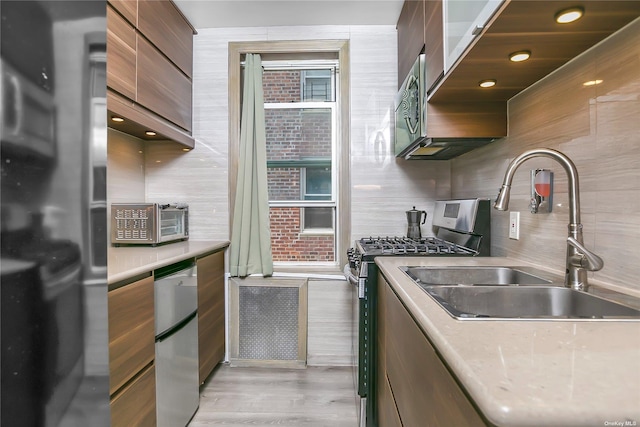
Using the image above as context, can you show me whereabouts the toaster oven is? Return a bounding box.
[111,203,188,246]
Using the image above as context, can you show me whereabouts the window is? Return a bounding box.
[301,69,333,102]
[263,61,338,263]
[229,41,350,269]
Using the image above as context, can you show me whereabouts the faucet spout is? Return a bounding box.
[493,148,603,291]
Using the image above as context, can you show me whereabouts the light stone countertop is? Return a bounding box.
[376,256,640,427]
[108,240,229,284]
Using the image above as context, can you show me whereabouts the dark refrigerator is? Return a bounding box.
[1,1,110,426]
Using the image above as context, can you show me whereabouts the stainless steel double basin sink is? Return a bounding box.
[400,266,640,321]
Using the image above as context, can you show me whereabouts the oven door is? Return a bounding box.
[158,207,188,243]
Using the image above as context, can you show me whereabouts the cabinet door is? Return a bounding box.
[424,0,444,93]
[137,35,192,131]
[110,364,156,427]
[377,275,402,427]
[397,0,425,89]
[443,0,503,72]
[108,0,137,27]
[137,0,193,77]
[197,250,226,383]
[107,5,137,100]
[108,275,155,395]
[383,277,485,426]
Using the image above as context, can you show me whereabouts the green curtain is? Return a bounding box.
[229,53,273,277]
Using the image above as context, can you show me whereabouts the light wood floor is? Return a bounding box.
[188,364,359,426]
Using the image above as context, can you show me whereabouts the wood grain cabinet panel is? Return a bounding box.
[110,364,156,427]
[137,35,192,131]
[108,0,137,26]
[107,5,137,100]
[397,0,425,88]
[137,0,193,77]
[108,275,155,395]
[197,250,225,383]
[377,275,402,427]
[380,274,486,426]
[424,0,444,94]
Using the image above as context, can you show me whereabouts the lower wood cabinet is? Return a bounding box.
[377,273,486,426]
[108,275,156,427]
[110,363,157,427]
[197,250,226,383]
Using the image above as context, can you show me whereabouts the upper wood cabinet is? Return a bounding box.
[423,0,444,94]
[107,5,136,100]
[137,35,192,131]
[442,0,503,73]
[397,0,444,93]
[428,1,640,104]
[108,0,137,27]
[397,0,425,89]
[137,0,193,77]
[106,0,195,147]
[395,0,640,152]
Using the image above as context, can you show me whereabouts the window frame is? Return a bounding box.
[228,40,351,270]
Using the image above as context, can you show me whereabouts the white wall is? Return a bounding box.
[141,25,451,244]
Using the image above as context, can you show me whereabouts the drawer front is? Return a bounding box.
[110,363,156,427]
[108,275,155,395]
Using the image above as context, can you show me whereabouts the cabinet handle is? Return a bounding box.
[472,25,484,36]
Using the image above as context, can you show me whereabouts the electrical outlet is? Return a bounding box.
[509,211,520,240]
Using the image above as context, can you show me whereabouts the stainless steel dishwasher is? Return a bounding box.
[154,261,199,427]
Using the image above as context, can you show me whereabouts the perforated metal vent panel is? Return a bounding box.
[238,286,299,360]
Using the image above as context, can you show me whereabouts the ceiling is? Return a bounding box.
[172,0,405,29]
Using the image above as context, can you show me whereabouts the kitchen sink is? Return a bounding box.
[421,285,640,320]
[401,266,554,286]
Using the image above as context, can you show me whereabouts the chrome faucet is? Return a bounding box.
[494,148,603,291]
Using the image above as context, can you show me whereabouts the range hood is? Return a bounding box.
[398,137,497,160]
[394,55,502,161]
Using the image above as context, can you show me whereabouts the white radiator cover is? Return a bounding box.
[229,277,308,368]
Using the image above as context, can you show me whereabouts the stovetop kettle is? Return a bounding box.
[406,206,427,239]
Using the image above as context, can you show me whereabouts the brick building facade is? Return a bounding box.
[262,69,335,262]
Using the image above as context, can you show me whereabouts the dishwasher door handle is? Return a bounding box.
[155,310,197,343]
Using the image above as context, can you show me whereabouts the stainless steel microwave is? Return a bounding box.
[1,59,56,158]
[111,203,189,246]
[394,54,426,158]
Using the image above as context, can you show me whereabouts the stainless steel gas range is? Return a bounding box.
[345,198,491,427]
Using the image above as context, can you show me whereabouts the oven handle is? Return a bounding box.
[344,265,366,299]
[343,264,359,286]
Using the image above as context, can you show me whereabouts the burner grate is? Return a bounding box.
[358,236,476,256]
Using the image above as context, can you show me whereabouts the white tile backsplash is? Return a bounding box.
[451,19,640,294]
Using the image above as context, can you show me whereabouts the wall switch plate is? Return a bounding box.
[509,211,520,240]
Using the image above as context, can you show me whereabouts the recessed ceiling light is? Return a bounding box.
[509,50,531,62]
[555,7,584,24]
[583,79,603,86]
[479,79,497,88]
[145,131,157,136]
[182,148,191,152]
[111,116,124,123]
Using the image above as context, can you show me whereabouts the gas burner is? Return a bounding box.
[356,236,476,257]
